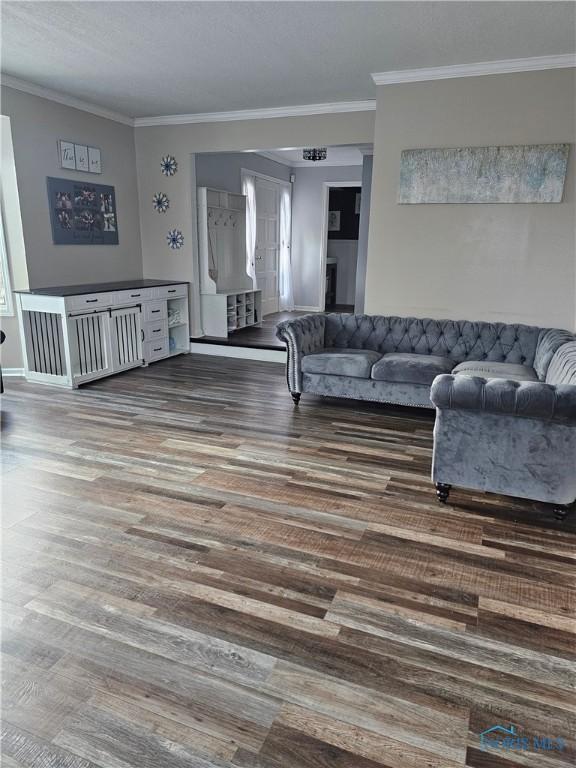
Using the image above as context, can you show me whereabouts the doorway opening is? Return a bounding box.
[322,183,361,313]
[192,145,371,354]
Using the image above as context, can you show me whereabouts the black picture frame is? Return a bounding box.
[47,177,119,245]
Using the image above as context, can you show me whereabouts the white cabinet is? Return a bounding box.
[197,186,263,338]
[16,281,189,388]
[144,339,170,361]
[201,289,263,338]
[68,292,112,311]
[68,310,114,385]
[110,306,143,373]
[143,300,167,322]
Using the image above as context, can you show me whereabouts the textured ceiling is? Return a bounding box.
[1,2,574,118]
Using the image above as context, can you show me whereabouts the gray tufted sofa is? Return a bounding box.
[431,340,576,518]
[276,313,576,516]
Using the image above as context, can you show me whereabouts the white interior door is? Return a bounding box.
[255,178,280,316]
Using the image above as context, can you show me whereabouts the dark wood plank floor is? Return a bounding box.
[195,310,307,350]
[1,354,574,768]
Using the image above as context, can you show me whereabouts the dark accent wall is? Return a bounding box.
[328,187,361,240]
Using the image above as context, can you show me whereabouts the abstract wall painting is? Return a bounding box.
[398,144,570,204]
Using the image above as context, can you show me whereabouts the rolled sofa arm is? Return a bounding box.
[430,374,576,425]
[276,314,326,393]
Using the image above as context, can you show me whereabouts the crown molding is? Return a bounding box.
[133,100,376,127]
[0,74,374,128]
[371,54,576,86]
[0,74,134,126]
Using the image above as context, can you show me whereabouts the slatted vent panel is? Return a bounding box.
[114,310,141,367]
[24,311,66,376]
[71,313,107,376]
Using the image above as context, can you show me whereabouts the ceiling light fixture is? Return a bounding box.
[303,147,327,162]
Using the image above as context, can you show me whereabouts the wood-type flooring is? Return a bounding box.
[1,354,574,768]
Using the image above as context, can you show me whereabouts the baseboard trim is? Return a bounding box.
[190,343,285,363]
[294,306,321,312]
[2,368,25,377]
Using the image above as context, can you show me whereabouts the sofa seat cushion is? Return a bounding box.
[452,360,538,382]
[371,353,453,385]
[301,348,382,378]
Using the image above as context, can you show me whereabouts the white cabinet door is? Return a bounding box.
[110,306,143,372]
[255,178,280,316]
[68,310,114,385]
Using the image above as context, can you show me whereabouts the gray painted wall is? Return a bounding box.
[1,86,142,289]
[355,154,373,312]
[135,110,375,335]
[195,152,291,192]
[327,240,358,305]
[366,68,576,330]
[291,165,363,309]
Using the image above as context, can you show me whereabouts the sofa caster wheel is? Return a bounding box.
[436,483,451,504]
[291,392,301,405]
[553,505,570,522]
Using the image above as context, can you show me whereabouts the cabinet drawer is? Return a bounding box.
[145,339,169,361]
[68,293,112,310]
[143,319,168,342]
[116,288,154,304]
[155,284,187,299]
[143,300,167,322]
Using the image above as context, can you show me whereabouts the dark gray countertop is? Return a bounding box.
[15,279,188,297]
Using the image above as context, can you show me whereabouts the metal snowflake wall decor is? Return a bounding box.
[166,229,184,249]
[152,192,169,213]
[160,155,178,176]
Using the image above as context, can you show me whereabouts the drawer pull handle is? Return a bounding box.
[153,347,162,352]
[86,299,98,303]
[130,293,141,297]
[168,289,176,293]
[152,328,161,333]
[151,309,161,314]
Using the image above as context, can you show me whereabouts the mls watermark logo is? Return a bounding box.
[480,724,565,753]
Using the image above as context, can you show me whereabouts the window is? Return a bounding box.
[0,214,14,316]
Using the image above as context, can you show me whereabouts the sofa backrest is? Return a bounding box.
[546,341,576,386]
[324,314,543,367]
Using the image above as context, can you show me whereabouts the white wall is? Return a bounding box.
[291,165,363,309]
[135,111,374,334]
[1,115,29,368]
[1,86,142,289]
[365,68,576,330]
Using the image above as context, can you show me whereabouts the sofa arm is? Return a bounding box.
[276,314,326,393]
[430,374,576,425]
